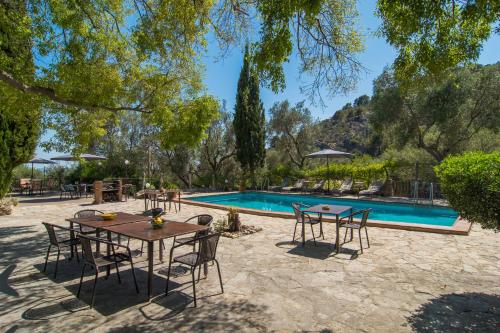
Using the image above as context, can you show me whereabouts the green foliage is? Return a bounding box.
[435,152,500,231]
[199,102,237,190]
[370,64,500,162]
[268,100,316,168]
[233,45,266,179]
[380,147,439,181]
[0,1,41,198]
[377,0,499,83]
[253,0,363,100]
[305,158,392,184]
[1,0,220,154]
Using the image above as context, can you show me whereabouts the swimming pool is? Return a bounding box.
[188,192,459,227]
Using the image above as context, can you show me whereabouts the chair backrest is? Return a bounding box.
[359,209,371,227]
[291,203,303,223]
[74,209,104,219]
[31,180,42,190]
[368,181,384,191]
[143,208,164,217]
[196,214,213,226]
[78,235,96,266]
[313,180,325,189]
[42,222,59,246]
[196,233,221,265]
[340,179,353,191]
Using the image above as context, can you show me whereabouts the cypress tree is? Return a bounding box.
[233,45,265,187]
[0,2,41,198]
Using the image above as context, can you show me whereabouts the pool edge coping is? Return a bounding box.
[181,193,471,236]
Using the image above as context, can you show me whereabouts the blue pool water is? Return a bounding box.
[189,192,459,226]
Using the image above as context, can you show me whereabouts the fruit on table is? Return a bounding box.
[152,217,163,225]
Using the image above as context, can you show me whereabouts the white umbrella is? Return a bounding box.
[306,149,353,191]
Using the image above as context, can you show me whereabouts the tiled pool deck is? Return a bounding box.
[0,195,498,332]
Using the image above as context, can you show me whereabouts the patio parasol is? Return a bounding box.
[50,153,107,161]
[51,153,106,184]
[27,157,57,180]
[306,149,353,191]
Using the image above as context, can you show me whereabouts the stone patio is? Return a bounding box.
[0,196,499,332]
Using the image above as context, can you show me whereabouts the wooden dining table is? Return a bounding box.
[67,212,151,256]
[105,220,209,300]
[302,204,352,252]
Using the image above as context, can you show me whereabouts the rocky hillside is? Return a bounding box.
[317,96,382,155]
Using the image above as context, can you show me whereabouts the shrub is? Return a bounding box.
[434,151,500,231]
[305,160,392,184]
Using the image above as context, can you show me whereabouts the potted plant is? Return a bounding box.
[0,197,18,216]
[227,208,241,232]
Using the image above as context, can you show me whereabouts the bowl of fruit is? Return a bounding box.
[151,216,164,229]
[101,213,117,220]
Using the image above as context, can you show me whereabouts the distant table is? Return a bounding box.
[302,204,352,252]
[105,220,208,300]
[143,189,181,212]
[67,212,150,255]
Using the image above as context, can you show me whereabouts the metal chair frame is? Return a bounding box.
[291,203,323,246]
[74,209,104,235]
[339,209,371,253]
[77,235,139,308]
[42,222,81,278]
[165,233,223,307]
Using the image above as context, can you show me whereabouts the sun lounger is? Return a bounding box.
[358,180,385,197]
[330,179,353,196]
[282,179,305,192]
[306,180,325,193]
[269,178,289,192]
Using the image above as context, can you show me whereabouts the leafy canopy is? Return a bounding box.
[268,100,317,169]
[377,0,499,83]
[370,64,500,162]
[0,1,41,198]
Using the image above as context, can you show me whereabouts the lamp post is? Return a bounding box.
[124,159,130,180]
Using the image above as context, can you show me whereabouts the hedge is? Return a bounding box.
[305,161,393,184]
[434,151,500,231]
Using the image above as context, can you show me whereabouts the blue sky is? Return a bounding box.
[36,0,499,160]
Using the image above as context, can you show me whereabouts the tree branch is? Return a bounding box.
[0,69,150,113]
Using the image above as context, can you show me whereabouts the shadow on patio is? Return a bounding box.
[112,299,270,332]
[275,240,358,260]
[408,292,500,332]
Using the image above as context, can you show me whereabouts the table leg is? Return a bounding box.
[96,229,101,255]
[159,240,163,262]
[106,231,112,277]
[144,194,147,211]
[335,214,340,253]
[301,215,306,247]
[178,192,181,211]
[69,221,75,259]
[319,213,324,239]
[148,241,154,300]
